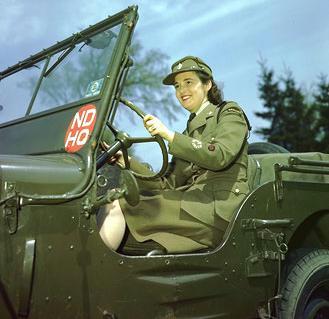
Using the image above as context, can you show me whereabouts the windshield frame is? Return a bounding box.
[0,6,138,129]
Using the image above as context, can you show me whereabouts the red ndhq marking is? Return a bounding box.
[64,104,97,153]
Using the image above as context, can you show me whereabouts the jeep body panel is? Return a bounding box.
[0,5,329,319]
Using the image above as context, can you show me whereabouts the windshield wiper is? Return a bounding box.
[44,45,75,77]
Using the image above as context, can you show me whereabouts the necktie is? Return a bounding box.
[186,113,196,134]
[188,113,196,122]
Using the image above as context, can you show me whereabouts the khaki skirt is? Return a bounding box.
[119,188,228,254]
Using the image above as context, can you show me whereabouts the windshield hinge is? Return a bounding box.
[2,182,20,234]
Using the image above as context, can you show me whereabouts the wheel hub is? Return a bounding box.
[304,298,329,319]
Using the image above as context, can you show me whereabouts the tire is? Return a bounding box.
[247,142,289,155]
[279,249,329,319]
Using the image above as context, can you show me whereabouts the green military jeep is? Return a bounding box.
[1,6,329,319]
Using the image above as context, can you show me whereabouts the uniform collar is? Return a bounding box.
[195,100,210,116]
[188,103,216,135]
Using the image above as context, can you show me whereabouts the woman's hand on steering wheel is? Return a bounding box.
[144,114,174,143]
[100,139,129,168]
[97,97,169,180]
[107,150,129,168]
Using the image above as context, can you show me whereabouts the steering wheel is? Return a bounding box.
[97,97,169,181]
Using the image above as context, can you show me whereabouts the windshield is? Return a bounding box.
[0,24,121,124]
[0,61,45,123]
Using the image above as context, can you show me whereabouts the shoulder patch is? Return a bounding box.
[191,139,202,149]
[224,107,241,114]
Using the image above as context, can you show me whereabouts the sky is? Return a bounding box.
[1,0,329,164]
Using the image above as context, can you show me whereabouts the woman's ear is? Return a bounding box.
[206,80,212,92]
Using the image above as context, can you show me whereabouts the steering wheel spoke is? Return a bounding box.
[106,121,119,136]
[122,148,130,170]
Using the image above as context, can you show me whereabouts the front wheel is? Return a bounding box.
[280,249,329,319]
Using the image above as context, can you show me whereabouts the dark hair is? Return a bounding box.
[197,72,223,105]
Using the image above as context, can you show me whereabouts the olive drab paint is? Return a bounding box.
[0,5,329,319]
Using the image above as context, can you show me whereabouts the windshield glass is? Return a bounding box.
[0,24,121,124]
[0,61,45,123]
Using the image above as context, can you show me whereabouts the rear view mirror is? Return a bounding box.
[87,30,117,49]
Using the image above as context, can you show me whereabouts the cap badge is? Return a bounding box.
[177,63,183,70]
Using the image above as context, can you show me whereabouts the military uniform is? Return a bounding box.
[120,100,249,253]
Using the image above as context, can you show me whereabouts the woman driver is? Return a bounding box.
[97,56,250,254]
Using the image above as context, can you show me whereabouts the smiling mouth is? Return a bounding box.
[181,96,191,102]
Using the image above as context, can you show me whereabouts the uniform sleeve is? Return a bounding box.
[168,102,248,171]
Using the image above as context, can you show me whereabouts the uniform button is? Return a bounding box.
[234,188,240,194]
[208,144,215,151]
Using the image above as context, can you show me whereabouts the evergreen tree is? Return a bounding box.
[279,70,317,152]
[256,62,318,152]
[255,62,285,145]
[314,75,329,152]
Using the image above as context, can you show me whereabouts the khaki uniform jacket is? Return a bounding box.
[121,101,249,252]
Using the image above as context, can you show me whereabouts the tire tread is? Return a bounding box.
[280,249,329,318]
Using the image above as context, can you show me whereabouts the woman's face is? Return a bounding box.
[174,71,211,113]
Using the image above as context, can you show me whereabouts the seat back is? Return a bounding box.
[247,155,262,191]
